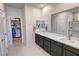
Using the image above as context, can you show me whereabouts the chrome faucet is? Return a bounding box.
[68,20,72,40]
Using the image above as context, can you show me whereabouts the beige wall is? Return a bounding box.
[41,3,79,32]
[24,3,79,45]
[24,4,41,45]
[0,3,8,55]
[5,6,26,45]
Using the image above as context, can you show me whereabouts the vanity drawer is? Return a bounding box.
[39,38,44,48]
[63,45,79,55]
[51,40,63,56]
[51,40,62,47]
[51,44,62,56]
[44,39,50,47]
[35,34,39,45]
[44,45,50,54]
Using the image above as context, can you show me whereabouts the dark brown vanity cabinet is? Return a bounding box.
[50,40,63,56]
[35,34,39,45]
[35,33,79,56]
[35,34,51,54]
[35,34,44,48]
[39,35,44,48]
[43,37,51,54]
[63,45,79,56]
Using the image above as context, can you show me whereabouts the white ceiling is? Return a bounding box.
[5,3,58,9]
[26,3,48,8]
[5,3,25,9]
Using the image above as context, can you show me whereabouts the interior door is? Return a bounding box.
[0,11,7,56]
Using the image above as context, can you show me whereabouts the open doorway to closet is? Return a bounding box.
[11,18,22,45]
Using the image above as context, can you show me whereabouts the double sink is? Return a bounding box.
[36,31,79,49]
[37,31,79,44]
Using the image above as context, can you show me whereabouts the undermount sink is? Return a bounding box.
[66,40,77,43]
[60,38,78,43]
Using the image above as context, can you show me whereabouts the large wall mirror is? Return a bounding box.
[69,8,79,38]
[51,7,79,38]
[51,11,70,36]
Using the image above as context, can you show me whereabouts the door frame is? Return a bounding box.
[11,17,22,44]
[8,17,25,45]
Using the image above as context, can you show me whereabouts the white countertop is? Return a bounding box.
[35,31,79,49]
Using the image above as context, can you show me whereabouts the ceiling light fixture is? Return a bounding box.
[41,4,44,7]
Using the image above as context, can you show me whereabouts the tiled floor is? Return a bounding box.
[7,42,50,56]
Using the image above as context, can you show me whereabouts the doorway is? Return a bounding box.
[11,18,22,45]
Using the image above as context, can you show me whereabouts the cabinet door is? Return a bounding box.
[63,45,79,56]
[43,37,50,54]
[51,40,63,56]
[39,37,44,48]
[35,34,39,45]
[63,49,77,56]
[35,34,44,48]
[51,44,62,56]
[44,39,50,47]
[44,45,50,54]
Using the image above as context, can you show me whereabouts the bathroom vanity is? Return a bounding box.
[35,7,79,56]
[35,32,79,56]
